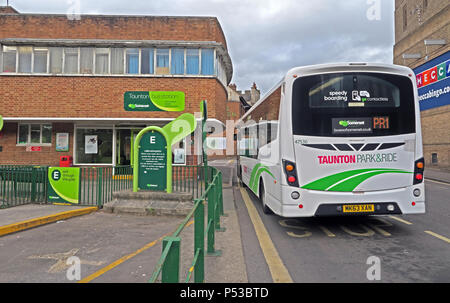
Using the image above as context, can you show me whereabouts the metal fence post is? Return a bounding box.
[31,167,37,203]
[194,199,205,283]
[97,168,103,208]
[161,237,181,283]
[207,175,221,256]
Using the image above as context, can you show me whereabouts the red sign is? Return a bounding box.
[26,146,42,152]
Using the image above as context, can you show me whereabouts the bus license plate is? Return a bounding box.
[343,204,374,213]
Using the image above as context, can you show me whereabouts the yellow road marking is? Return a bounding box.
[318,225,336,237]
[287,231,312,238]
[240,187,293,283]
[424,231,450,244]
[340,224,375,237]
[79,220,194,283]
[388,216,413,225]
[0,207,98,237]
[368,223,391,237]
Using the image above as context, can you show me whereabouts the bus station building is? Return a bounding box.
[0,5,233,167]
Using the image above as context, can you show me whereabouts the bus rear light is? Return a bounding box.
[413,158,425,185]
[298,204,303,209]
[283,159,299,187]
[412,202,416,206]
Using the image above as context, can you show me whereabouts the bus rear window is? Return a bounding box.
[292,72,416,137]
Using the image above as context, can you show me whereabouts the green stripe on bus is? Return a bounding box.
[301,168,412,192]
[326,170,412,192]
[249,164,275,194]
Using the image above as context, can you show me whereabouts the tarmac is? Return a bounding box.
[0,166,448,283]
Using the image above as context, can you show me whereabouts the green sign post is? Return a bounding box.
[133,113,197,193]
[0,115,3,131]
[47,167,81,204]
[124,91,185,112]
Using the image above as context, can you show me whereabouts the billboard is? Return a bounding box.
[414,51,450,111]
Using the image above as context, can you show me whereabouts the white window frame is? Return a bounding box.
[94,48,110,75]
[16,123,52,146]
[62,47,80,74]
[32,47,50,74]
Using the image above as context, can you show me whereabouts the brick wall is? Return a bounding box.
[0,76,227,123]
[394,1,449,68]
[420,104,450,168]
[0,122,73,166]
[0,11,228,49]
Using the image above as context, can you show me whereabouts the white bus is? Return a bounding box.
[236,63,425,217]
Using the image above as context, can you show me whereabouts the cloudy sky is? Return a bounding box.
[5,0,395,95]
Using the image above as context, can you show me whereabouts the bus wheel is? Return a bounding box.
[259,180,273,215]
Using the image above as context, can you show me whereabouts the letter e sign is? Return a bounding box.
[150,136,156,144]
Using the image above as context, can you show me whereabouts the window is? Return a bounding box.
[33,48,48,73]
[111,48,124,74]
[95,48,109,74]
[64,48,79,74]
[186,49,199,75]
[156,48,169,74]
[171,48,185,75]
[292,73,416,137]
[80,48,94,74]
[2,46,16,73]
[49,47,63,74]
[18,47,32,73]
[126,48,139,74]
[75,128,113,164]
[17,124,52,145]
[201,49,214,75]
[141,48,154,74]
[431,153,438,164]
[1,45,224,79]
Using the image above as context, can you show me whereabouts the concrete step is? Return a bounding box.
[104,190,194,216]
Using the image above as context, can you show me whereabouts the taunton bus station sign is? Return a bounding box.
[414,51,450,111]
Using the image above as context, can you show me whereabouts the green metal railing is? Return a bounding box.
[79,166,133,206]
[149,166,224,283]
[0,165,48,208]
[0,165,211,209]
[172,165,207,199]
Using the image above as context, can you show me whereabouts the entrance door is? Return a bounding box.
[116,129,132,166]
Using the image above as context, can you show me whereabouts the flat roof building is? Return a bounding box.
[0,6,233,166]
